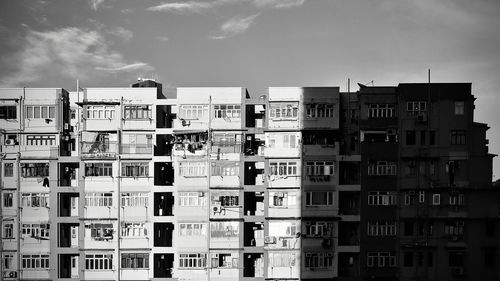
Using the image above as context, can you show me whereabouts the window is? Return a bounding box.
[444,221,464,236]
[121,223,148,237]
[432,194,440,205]
[269,192,297,208]
[269,252,296,267]
[124,105,152,119]
[406,101,426,115]
[269,102,299,119]
[449,193,465,206]
[304,252,334,268]
[3,253,14,270]
[367,252,396,267]
[121,253,149,269]
[3,223,14,238]
[430,130,436,145]
[85,223,114,240]
[404,192,416,205]
[406,130,416,145]
[367,161,397,176]
[179,253,206,269]
[85,162,113,176]
[211,253,237,268]
[485,221,495,237]
[404,221,414,236]
[0,106,16,119]
[70,109,76,119]
[368,191,397,206]
[85,193,113,207]
[419,191,425,203]
[21,193,49,207]
[121,162,149,177]
[21,254,50,269]
[455,101,464,115]
[179,162,206,177]
[4,163,13,177]
[211,163,239,176]
[368,104,395,118]
[269,221,297,237]
[420,130,426,145]
[85,254,113,270]
[305,161,334,176]
[210,221,239,238]
[21,223,50,239]
[179,105,208,120]
[403,252,414,267]
[367,221,397,236]
[305,191,334,206]
[178,192,206,207]
[269,161,297,176]
[27,135,57,146]
[213,104,241,119]
[304,221,334,236]
[25,105,55,119]
[21,163,49,177]
[484,248,496,268]
[451,130,466,145]
[212,193,239,207]
[448,251,464,267]
[86,105,115,119]
[267,133,297,148]
[121,193,148,207]
[306,103,335,118]
[302,131,335,146]
[179,223,207,236]
[122,133,152,154]
[3,193,13,207]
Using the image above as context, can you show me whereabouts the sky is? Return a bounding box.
[0,0,499,178]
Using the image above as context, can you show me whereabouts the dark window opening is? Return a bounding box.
[244,192,264,216]
[154,162,174,186]
[154,192,173,216]
[154,223,174,247]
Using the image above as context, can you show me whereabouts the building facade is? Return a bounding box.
[0,81,497,281]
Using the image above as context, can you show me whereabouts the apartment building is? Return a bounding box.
[0,80,497,281]
[358,83,499,281]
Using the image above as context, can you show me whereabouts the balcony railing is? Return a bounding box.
[80,141,117,159]
[121,144,152,154]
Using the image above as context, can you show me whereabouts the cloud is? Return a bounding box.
[121,8,133,14]
[107,26,133,41]
[210,13,260,39]
[146,1,215,14]
[96,63,153,72]
[156,36,170,42]
[252,0,305,9]
[89,0,106,10]
[0,27,153,86]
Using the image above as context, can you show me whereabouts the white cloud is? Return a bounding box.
[210,13,260,39]
[121,8,133,14]
[146,1,215,13]
[89,0,106,10]
[156,36,170,42]
[0,27,153,86]
[107,26,133,41]
[252,0,305,9]
[96,63,153,72]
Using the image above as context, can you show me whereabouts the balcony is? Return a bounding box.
[172,132,208,159]
[120,144,152,155]
[80,143,117,159]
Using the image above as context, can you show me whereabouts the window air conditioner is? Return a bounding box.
[264,236,276,244]
[417,113,427,122]
[5,139,16,145]
[3,271,18,278]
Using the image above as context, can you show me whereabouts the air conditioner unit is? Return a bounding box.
[4,271,17,278]
[417,113,427,122]
[198,192,204,197]
[452,266,464,275]
[264,236,276,244]
[387,129,397,135]
[64,123,69,130]
[5,139,16,145]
